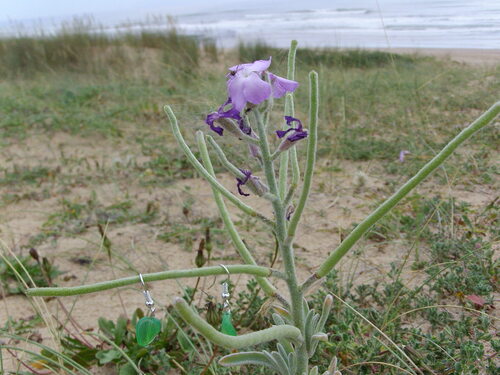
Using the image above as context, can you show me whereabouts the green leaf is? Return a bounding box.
[119,363,137,375]
[176,330,193,353]
[96,349,121,364]
[114,316,127,345]
[98,317,115,338]
[135,316,161,346]
[219,351,278,371]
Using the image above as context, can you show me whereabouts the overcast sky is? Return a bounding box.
[4,0,291,23]
[1,0,396,22]
[1,0,307,21]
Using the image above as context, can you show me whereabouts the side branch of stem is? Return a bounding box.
[26,265,280,297]
[303,101,500,291]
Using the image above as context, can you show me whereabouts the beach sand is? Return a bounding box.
[376,47,500,65]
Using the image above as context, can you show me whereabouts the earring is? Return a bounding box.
[219,264,237,336]
[135,273,161,346]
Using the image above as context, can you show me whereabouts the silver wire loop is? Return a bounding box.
[219,264,230,276]
[139,273,156,315]
[139,273,146,288]
[219,264,231,312]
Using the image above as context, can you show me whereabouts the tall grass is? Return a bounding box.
[238,41,420,69]
[0,17,205,78]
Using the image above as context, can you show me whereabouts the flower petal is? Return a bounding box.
[288,130,308,142]
[242,73,271,105]
[270,73,299,98]
[247,57,272,73]
[227,75,249,112]
[285,116,303,129]
[228,62,251,73]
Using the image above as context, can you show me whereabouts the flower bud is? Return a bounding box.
[247,175,269,197]
[205,228,212,255]
[277,130,308,152]
[29,248,40,262]
[195,249,206,268]
[205,300,221,327]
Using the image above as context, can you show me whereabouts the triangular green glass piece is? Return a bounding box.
[136,316,161,346]
[220,311,237,336]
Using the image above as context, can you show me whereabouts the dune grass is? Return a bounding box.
[0,25,499,374]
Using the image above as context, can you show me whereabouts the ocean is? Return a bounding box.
[172,0,500,49]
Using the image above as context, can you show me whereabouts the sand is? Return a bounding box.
[379,47,500,66]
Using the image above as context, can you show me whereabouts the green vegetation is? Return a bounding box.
[0,24,498,374]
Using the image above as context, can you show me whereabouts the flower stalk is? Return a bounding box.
[302,100,500,293]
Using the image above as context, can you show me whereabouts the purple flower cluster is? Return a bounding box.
[204,57,306,197]
[205,57,298,136]
[227,58,299,111]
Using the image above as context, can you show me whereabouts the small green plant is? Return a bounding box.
[0,250,62,295]
[28,196,158,247]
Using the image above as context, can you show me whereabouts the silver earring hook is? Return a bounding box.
[139,273,146,288]
[219,264,231,311]
[139,273,156,315]
[219,264,230,278]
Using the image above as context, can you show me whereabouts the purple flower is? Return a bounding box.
[399,150,411,162]
[205,99,242,136]
[276,116,308,149]
[227,58,272,112]
[236,169,252,197]
[236,169,268,197]
[286,205,295,221]
[226,57,298,112]
[238,116,252,135]
[269,73,299,98]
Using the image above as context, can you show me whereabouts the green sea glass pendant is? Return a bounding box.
[220,311,237,336]
[136,316,161,346]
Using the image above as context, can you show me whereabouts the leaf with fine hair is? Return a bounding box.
[272,313,295,353]
[219,351,279,371]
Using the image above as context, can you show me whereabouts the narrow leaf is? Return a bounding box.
[219,351,278,372]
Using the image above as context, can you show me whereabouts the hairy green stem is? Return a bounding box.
[254,107,308,373]
[302,101,500,291]
[206,135,246,178]
[173,297,301,349]
[196,131,284,302]
[164,106,273,227]
[278,40,299,201]
[26,265,281,297]
[287,71,319,240]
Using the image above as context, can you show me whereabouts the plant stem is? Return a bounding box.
[196,131,283,301]
[164,106,274,227]
[302,101,500,291]
[254,108,308,373]
[206,135,246,178]
[173,297,301,349]
[26,265,282,297]
[287,71,319,240]
[278,40,299,201]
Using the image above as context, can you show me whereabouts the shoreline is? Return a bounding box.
[360,47,500,66]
